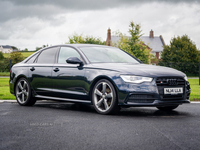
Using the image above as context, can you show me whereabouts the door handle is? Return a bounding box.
[53,68,59,72]
[30,67,35,71]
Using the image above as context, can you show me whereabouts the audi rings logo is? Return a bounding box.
[167,79,178,86]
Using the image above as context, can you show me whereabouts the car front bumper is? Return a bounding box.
[124,99,190,107]
[115,77,191,107]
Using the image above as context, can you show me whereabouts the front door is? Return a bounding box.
[51,46,88,100]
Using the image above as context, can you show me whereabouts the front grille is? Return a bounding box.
[127,94,155,103]
[156,77,185,86]
[156,77,185,100]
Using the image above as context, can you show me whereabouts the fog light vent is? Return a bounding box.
[127,94,155,103]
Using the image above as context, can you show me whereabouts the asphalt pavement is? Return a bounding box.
[0,100,200,150]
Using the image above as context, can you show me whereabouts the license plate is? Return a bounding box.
[164,87,183,95]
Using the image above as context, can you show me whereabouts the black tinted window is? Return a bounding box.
[37,47,58,64]
[58,47,80,63]
[26,53,39,64]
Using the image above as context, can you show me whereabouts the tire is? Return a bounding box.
[156,105,179,111]
[15,78,36,106]
[92,79,119,115]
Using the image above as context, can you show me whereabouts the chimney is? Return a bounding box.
[106,28,111,46]
[160,35,165,46]
[156,52,159,60]
[150,29,154,38]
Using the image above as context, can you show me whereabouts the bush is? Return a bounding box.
[10,51,24,64]
[0,51,4,60]
[0,58,11,72]
[68,34,106,45]
[0,51,24,72]
[159,35,200,76]
[159,62,199,76]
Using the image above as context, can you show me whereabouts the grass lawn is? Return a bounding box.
[0,78,199,101]
[0,72,10,76]
[188,79,200,101]
[3,51,34,59]
[0,78,15,100]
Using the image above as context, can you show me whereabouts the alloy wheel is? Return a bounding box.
[93,81,114,113]
[16,79,29,104]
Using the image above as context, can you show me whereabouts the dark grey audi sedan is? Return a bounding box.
[9,44,191,114]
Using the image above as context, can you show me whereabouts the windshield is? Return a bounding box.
[79,46,140,63]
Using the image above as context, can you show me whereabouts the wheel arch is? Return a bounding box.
[89,75,119,104]
[14,75,30,95]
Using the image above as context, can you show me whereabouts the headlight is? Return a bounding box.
[120,75,153,84]
[184,76,188,81]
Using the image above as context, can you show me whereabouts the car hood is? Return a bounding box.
[87,63,186,77]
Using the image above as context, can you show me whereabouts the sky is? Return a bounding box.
[0,0,200,50]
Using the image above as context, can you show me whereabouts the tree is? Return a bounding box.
[24,48,28,52]
[0,51,4,60]
[128,22,151,64]
[112,30,131,53]
[35,44,49,51]
[10,51,24,64]
[0,51,24,72]
[112,22,151,64]
[159,35,200,75]
[11,46,18,51]
[68,34,106,45]
[160,35,199,63]
[35,47,42,51]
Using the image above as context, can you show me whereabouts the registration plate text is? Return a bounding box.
[164,87,183,95]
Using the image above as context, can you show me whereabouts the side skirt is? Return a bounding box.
[35,95,92,104]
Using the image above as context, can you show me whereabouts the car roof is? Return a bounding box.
[49,44,112,48]
[22,44,114,63]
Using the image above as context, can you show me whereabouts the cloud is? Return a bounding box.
[0,1,68,23]
[1,0,199,23]
[0,0,200,50]
[3,0,200,7]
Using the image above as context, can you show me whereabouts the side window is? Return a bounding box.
[37,47,58,64]
[58,47,81,63]
[26,52,39,64]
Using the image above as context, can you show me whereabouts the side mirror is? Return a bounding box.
[66,57,83,66]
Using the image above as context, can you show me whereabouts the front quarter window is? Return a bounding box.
[58,47,81,63]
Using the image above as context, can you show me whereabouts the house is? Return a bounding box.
[0,45,13,53]
[106,29,165,60]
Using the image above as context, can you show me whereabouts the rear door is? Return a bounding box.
[28,47,59,96]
